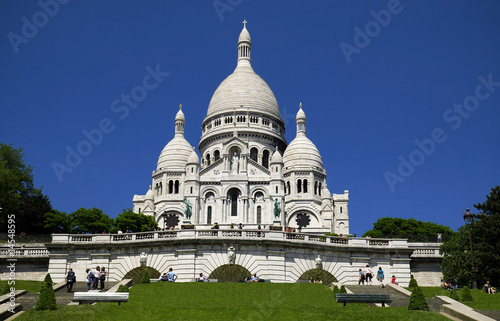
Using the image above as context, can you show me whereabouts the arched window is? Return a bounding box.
[303,179,308,193]
[257,206,261,224]
[168,180,173,194]
[228,188,240,217]
[287,181,291,195]
[250,148,258,162]
[190,186,193,194]
[206,192,214,200]
[174,180,180,194]
[318,182,322,196]
[206,153,211,166]
[160,182,163,195]
[297,179,302,193]
[314,181,318,195]
[214,150,220,161]
[207,206,212,224]
[262,150,270,169]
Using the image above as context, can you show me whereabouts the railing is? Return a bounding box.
[49,230,410,249]
[0,247,50,257]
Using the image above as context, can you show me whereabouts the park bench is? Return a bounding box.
[191,278,218,282]
[72,292,129,305]
[335,293,392,307]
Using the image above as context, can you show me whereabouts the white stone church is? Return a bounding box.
[133,23,350,234]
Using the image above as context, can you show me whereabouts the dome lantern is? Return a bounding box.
[237,20,252,66]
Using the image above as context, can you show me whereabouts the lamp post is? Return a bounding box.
[463,208,477,289]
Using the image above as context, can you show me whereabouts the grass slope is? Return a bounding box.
[418,287,500,311]
[0,280,45,293]
[18,283,449,321]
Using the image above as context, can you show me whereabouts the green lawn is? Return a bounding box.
[418,287,499,311]
[0,280,45,293]
[17,283,449,321]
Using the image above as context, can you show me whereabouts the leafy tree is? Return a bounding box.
[441,186,500,287]
[35,281,57,311]
[0,143,52,233]
[461,286,473,302]
[71,207,113,234]
[44,210,71,233]
[114,209,157,233]
[408,286,429,311]
[141,271,151,283]
[362,217,454,242]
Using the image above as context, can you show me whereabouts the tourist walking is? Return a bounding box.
[65,268,76,292]
[358,268,365,285]
[364,265,373,285]
[377,267,385,288]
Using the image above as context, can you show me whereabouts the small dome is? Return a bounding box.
[296,103,306,121]
[322,185,332,200]
[187,148,200,164]
[271,147,282,163]
[145,185,154,200]
[157,136,193,171]
[238,25,251,43]
[283,135,323,170]
[175,104,185,121]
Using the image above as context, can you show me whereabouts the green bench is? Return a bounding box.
[336,293,392,307]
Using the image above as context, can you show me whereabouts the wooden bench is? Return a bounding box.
[72,292,129,305]
[336,293,392,307]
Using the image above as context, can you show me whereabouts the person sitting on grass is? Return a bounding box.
[197,273,208,282]
[159,273,168,282]
[484,281,495,294]
[250,273,259,283]
[391,275,399,286]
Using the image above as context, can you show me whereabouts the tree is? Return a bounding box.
[141,271,151,283]
[408,278,418,289]
[363,217,454,242]
[44,210,71,233]
[71,208,113,234]
[461,286,473,302]
[114,209,157,233]
[408,286,429,311]
[441,186,500,287]
[35,281,57,311]
[0,143,52,233]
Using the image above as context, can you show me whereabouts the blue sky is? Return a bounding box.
[1,0,499,235]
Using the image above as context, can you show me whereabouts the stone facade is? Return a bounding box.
[133,23,349,234]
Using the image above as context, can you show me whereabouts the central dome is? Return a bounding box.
[204,23,282,121]
[206,64,281,119]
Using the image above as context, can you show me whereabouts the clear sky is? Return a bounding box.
[1,0,499,235]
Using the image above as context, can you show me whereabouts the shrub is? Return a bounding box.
[408,278,418,289]
[449,289,460,301]
[44,273,53,285]
[35,282,57,311]
[461,286,473,301]
[141,271,150,283]
[339,285,347,293]
[117,285,129,292]
[332,285,339,299]
[0,283,10,295]
[408,286,429,311]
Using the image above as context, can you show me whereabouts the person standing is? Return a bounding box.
[377,267,385,288]
[92,266,100,289]
[99,267,107,291]
[167,268,177,282]
[65,268,76,292]
[86,268,93,291]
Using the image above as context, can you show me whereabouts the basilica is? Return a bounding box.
[133,23,350,234]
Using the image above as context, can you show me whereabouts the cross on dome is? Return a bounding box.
[242,19,247,28]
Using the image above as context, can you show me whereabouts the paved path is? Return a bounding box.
[15,282,117,312]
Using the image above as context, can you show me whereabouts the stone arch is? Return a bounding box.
[297,269,337,285]
[249,186,268,199]
[157,210,182,229]
[201,186,220,199]
[209,264,251,282]
[123,266,161,284]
